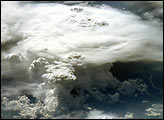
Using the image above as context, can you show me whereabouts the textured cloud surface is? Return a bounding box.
[1,1,163,64]
[1,1,163,119]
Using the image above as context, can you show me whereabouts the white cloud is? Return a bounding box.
[86,109,119,119]
[145,104,163,117]
[1,1,163,66]
[1,1,163,119]
[124,112,134,119]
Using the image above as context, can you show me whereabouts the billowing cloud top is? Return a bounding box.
[1,1,163,65]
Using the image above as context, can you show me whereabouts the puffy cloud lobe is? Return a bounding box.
[119,79,147,96]
[124,112,134,119]
[145,104,163,117]
[2,96,51,119]
[42,61,76,83]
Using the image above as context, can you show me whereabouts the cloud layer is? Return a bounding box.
[1,1,163,119]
